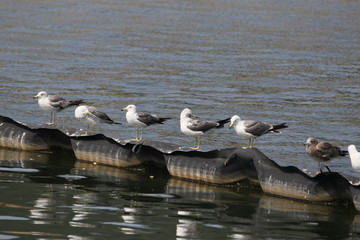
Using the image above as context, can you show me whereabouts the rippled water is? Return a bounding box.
[1,0,360,239]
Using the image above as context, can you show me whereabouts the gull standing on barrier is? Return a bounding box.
[304,137,348,172]
[33,91,84,125]
[122,104,171,141]
[75,105,121,135]
[229,115,288,149]
[180,108,230,150]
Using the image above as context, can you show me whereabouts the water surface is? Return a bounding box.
[0,0,360,239]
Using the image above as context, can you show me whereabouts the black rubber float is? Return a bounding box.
[0,115,73,151]
[1,115,360,210]
[70,135,167,168]
[70,135,145,168]
[164,148,259,184]
[253,152,353,202]
[350,184,360,210]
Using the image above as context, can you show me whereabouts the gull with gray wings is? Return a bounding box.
[229,115,288,149]
[33,91,84,125]
[75,105,121,135]
[180,108,230,150]
[122,104,171,141]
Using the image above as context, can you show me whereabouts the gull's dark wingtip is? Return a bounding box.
[158,117,172,124]
[216,117,231,128]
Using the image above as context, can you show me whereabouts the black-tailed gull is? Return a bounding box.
[229,115,288,149]
[121,104,171,141]
[304,137,348,172]
[75,105,121,135]
[33,91,84,125]
[180,108,230,150]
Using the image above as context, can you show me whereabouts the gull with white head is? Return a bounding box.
[121,104,171,141]
[180,108,230,150]
[75,105,121,136]
[33,91,84,125]
[229,115,288,149]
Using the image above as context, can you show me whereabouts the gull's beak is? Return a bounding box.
[84,111,90,116]
[229,123,234,129]
[33,95,39,99]
[191,114,198,118]
[121,107,128,111]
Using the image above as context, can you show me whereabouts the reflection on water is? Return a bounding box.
[0,152,360,239]
[1,0,360,239]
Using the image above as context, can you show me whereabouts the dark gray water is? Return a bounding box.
[1,0,360,239]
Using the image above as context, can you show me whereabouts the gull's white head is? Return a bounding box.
[122,104,137,112]
[180,108,193,120]
[229,115,241,128]
[33,91,48,99]
[75,105,90,119]
[348,145,360,172]
[348,144,358,154]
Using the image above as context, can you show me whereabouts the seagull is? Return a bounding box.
[348,145,360,173]
[229,115,288,149]
[304,137,348,172]
[33,91,84,125]
[121,104,171,141]
[75,105,121,136]
[180,108,230,150]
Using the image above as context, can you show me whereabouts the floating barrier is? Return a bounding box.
[164,148,259,184]
[254,153,353,202]
[1,115,360,210]
[70,135,147,168]
[0,115,73,152]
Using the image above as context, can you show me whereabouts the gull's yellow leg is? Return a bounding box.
[190,137,200,150]
[133,128,142,142]
[242,138,252,149]
[138,128,143,141]
[249,138,255,148]
[80,125,90,136]
[133,128,139,141]
[51,112,55,125]
[90,126,96,135]
[47,112,55,125]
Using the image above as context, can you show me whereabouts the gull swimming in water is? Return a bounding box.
[33,91,84,125]
[304,137,348,172]
[180,108,230,150]
[229,115,288,149]
[121,104,171,141]
[348,145,360,173]
[75,105,121,135]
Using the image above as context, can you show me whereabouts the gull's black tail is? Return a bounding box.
[158,117,172,124]
[340,150,349,157]
[216,118,231,128]
[271,123,288,133]
[67,99,85,107]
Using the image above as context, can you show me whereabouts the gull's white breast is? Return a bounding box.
[234,121,253,138]
[38,98,54,112]
[126,111,146,128]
